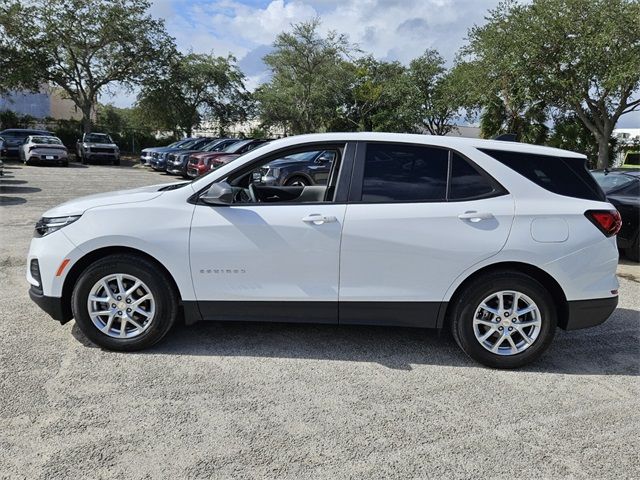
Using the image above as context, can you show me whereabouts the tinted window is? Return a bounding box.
[619,180,640,196]
[591,171,635,193]
[362,144,448,202]
[479,149,605,201]
[84,134,112,143]
[450,153,496,200]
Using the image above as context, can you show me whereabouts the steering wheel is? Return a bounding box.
[248,183,258,203]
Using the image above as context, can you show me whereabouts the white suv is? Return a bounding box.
[27,133,620,368]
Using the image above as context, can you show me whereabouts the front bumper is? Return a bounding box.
[561,296,618,330]
[29,286,71,323]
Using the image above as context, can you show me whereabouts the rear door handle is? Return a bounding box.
[458,211,494,222]
[302,214,337,225]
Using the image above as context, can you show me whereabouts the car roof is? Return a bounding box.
[265,132,586,159]
[592,168,640,177]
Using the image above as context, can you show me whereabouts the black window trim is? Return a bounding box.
[348,141,508,204]
[189,141,356,206]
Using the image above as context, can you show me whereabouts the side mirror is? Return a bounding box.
[316,153,334,164]
[251,171,262,183]
[201,181,234,205]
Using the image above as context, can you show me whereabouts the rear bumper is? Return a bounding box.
[561,296,618,331]
[29,286,71,323]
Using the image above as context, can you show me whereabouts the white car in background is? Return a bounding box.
[20,135,69,167]
[26,132,620,368]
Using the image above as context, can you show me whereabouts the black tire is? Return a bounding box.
[625,234,639,262]
[71,254,179,351]
[62,161,69,167]
[284,176,310,187]
[113,158,120,166]
[450,271,556,369]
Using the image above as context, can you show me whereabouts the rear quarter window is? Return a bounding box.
[479,148,605,201]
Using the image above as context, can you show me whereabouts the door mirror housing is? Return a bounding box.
[251,171,262,183]
[201,181,234,205]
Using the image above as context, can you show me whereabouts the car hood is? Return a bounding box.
[42,183,181,217]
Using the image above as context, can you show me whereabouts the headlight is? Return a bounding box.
[35,215,81,237]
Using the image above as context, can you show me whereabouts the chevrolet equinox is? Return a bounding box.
[27,133,620,368]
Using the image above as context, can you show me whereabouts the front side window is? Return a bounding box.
[204,145,343,205]
[361,144,448,202]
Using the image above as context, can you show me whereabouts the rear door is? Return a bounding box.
[338,142,515,327]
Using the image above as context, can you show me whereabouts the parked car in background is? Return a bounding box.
[260,149,336,186]
[76,133,120,165]
[166,138,238,177]
[0,128,53,159]
[20,135,69,167]
[166,138,232,177]
[149,137,216,171]
[140,138,195,165]
[0,136,5,173]
[187,139,263,178]
[27,133,620,368]
[592,168,640,261]
[207,139,271,172]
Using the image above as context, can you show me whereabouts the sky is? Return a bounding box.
[105,0,639,128]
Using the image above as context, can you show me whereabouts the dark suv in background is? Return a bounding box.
[0,128,53,159]
[166,138,238,177]
[149,137,216,171]
[260,150,337,186]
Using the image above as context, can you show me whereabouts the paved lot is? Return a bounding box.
[1,161,639,479]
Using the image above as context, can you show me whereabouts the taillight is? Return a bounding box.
[585,210,622,237]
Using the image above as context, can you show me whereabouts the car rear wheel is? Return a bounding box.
[450,271,556,368]
[71,254,178,351]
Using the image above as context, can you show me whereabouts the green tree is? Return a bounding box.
[256,19,354,134]
[547,114,615,167]
[403,50,463,136]
[137,53,249,136]
[335,56,409,132]
[462,0,640,168]
[478,95,549,144]
[0,0,175,133]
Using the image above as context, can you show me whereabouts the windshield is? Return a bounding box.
[202,139,233,152]
[592,171,635,193]
[85,133,112,143]
[32,136,63,145]
[224,140,252,154]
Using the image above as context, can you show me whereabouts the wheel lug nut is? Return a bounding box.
[508,327,513,331]
[498,326,503,331]
[111,303,116,308]
[117,296,122,301]
[126,298,131,304]
[126,308,131,313]
[117,311,122,316]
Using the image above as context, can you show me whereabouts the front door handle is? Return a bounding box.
[302,214,337,225]
[458,211,494,223]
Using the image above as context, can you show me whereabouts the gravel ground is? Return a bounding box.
[1,161,639,479]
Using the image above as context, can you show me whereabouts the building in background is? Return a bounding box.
[0,86,94,122]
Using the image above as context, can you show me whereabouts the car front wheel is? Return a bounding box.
[450,271,556,368]
[71,254,178,350]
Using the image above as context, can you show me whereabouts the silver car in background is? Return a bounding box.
[20,136,69,167]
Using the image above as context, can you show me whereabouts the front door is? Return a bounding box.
[189,143,349,323]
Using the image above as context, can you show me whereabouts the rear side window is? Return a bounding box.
[362,144,448,202]
[479,149,605,201]
[449,153,497,200]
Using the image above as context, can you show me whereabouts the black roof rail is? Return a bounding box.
[493,133,518,142]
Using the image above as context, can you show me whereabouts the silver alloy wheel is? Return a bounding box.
[87,273,155,339]
[472,290,542,356]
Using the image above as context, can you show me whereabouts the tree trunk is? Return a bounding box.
[596,136,610,169]
[81,103,93,134]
